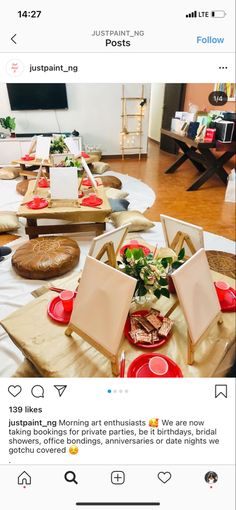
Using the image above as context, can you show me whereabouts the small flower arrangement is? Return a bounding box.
[160,247,186,294]
[161,247,186,272]
[119,248,170,299]
[50,136,67,154]
[63,157,82,169]
[55,156,83,177]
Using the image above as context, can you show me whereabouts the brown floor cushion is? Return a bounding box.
[12,236,80,279]
[16,179,32,196]
[100,175,122,189]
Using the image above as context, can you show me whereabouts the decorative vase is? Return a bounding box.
[131,292,157,313]
[167,271,176,295]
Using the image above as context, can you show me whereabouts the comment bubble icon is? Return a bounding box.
[31,385,44,398]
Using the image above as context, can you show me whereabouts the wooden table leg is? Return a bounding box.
[95,223,106,235]
[19,163,27,179]
[25,218,38,239]
[25,221,106,239]
[187,148,230,191]
[187,167,217,191]
[165,153,188,173]
[165,140,205,174]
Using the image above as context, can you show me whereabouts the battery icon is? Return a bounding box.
[211,10,227,18]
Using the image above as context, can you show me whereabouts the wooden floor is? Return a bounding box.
[105,139,236,241]
[0,139,235,247]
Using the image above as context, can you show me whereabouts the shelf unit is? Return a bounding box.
[121,84,145,160]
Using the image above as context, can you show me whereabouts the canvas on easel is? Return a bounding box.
[80,156,98,190]
[171,249,222,365]
[160,214,204,258]
[65,256,136,376]
[49,167,79,207]
[89,224,130,264]
[28,136,37,156]
[35,136,51,161]
[65,137,82,157]
[32,136,52,193]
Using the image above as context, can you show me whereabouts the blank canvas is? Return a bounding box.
[70,256,136,356]
[160,214,204,257]
[89,224,130,261]
[35,136,51,160]
[171,249,221,344]
[65,137,82,156]
[50,167,78,199]
[81,157,97,188]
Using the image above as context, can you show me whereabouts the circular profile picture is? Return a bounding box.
[205,471,218,484]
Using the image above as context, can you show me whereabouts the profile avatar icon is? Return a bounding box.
[205,471,218,484]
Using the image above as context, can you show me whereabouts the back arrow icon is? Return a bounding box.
[11,34,17,44]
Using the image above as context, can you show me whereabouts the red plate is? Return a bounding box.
[120,242,151,257]
[127,353,183,378]
[25,198,48,210]
[124,310,172,349]
[214,283,236,312]
[38,178,50,188]
[81,178,99,187]
[21,156,35,161]
[81,196,103,207]
[47,294,76,324]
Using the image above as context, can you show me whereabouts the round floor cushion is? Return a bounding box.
[12,236,80,280]
[100,175,122,189]
[16,179,32,196]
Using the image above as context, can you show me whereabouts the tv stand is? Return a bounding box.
[0,135,81,165]
[15,132,72,138]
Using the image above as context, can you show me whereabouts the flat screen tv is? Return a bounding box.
[7,84,68,110]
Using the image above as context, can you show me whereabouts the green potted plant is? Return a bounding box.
[0,116,16,137]
[64,157,83,177]
[50,136,68,154]
[119,247,170,302]
[50,136,73,165]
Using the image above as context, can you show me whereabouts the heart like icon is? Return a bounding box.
[157,471,172,484]
[8,385,22,397]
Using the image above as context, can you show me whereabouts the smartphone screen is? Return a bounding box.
[0,2,235,509]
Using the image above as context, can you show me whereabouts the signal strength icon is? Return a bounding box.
[186,10,197,18]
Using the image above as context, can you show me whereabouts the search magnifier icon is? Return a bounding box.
[64,471,78,485]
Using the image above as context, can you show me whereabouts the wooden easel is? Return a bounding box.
[166,305,223,365]
[65,241,120,376]
[165,231,197,320]
[48,166,80,208]
[187,312,223,365]
[78,169,97,193]
[48,198,79,208]
[95,241,117,268]
[32,159,46,194]
[170,231,197,256]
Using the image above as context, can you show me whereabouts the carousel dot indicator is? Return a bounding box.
[107,389,112,393]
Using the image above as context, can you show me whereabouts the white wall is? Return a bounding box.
[0,83,150,156]
[148,83,165,142]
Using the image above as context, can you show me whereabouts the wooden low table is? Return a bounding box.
[12,158,51,173]
[1,269,235,378]
[161,129,236,191]
[17,178,111,239]
[12,156,94,178]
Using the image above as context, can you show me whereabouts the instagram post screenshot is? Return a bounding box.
[0,1,235,509]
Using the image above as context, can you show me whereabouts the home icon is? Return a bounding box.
[18,471,31,485]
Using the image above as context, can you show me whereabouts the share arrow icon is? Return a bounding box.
[54,385,67,397]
